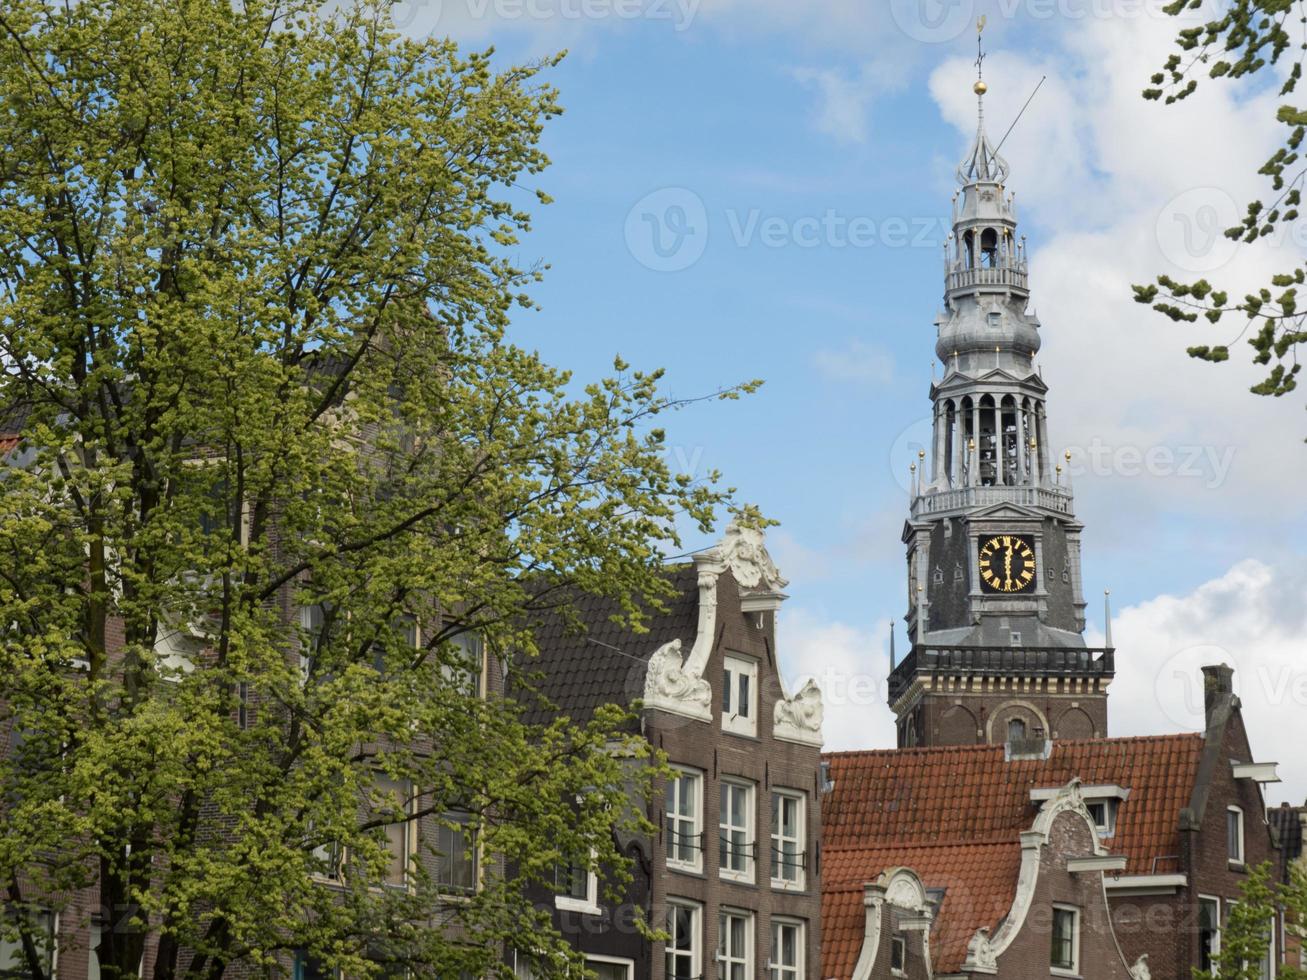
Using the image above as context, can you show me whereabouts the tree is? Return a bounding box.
[0,1,755,977]
[1194,862,1307,980]
[1135,0,1307,429]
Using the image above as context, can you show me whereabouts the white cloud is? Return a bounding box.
[785,559,1307,804]
[927,14,1307,525]
[1091,559,1307,806]
[777,607,898,753]
[812,339,897,384]
[791,67,877,145]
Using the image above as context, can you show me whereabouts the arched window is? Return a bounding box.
[1007,718,1027,743]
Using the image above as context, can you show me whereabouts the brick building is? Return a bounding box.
[1269,800,1306,972]
[822,666,1280,980]
[516,523,825,980]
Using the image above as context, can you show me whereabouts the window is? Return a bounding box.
[890,935,907,975]
[443,631,483,697]
[554,857,598,915]
[666,768,703,872]
[769,919,804,980]
[1199,897,1221,972]
[90,919,144,979]
[372,776,415,889]
[585,957,633,980]
[722,656,758,736]
[0,909,55,979]
[665,901,701,980]
[719,780,754,881]
[1228,806,1245,865]
[293,952,337,980]
[1050,906,1079,974]
[771,790,806,888]
[435,811,477,892]
[1007,718,1026,742]
[237,681,250,730]
[716,910,752,980]
[1086,799,1116,837]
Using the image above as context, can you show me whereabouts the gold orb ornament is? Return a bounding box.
[974,80,988,96]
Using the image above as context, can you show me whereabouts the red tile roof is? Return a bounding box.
[820,734,1204,977]
[824,842,1021,976]
[0,435,19,454]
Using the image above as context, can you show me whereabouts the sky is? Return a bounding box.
[398,0,1307,805]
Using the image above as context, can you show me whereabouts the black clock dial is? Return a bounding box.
[978,535,1036,594]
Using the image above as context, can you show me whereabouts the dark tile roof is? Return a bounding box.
[1269,803,1305,883]
[821,734,1205,978]
[512,565,700,727]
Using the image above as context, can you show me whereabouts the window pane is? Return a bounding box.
[0,911,54,977]
[436,812,476,891]
[588,961,630,980]
[738,673,750,718]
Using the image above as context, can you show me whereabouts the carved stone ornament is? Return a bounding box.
[1130,954,1151,980]
[963,927,999,973]
[642,639,712,721]
[773,678,824,746]
[716,521,788,592]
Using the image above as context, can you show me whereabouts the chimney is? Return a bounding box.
[1202,663,1234,727]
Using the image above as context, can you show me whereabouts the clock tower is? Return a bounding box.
[888,61,1114,750]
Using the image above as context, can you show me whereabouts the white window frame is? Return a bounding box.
[1228,806,1245,865]
[373,774,417,892]
[584,955,634,980]
[770,789,806,890]
[1086,798,1116,837]
[0,909,57,979]
[716,908,753,980]
[890,934,907,976]
[665,900,701,980]
[666,767,704,873]
[719,779,755,882]
[1199,895,1222,973]
[722,655,758,737]
[434,809,478,895]
[1050,904,1080,976]
[768,918,805,980]
[555,852,600,916]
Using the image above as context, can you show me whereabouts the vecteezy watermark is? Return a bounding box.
[1152,644,1307,731]
[1065,439,1236,489]
[1154,186,1242,275]
[624,188,709,273]
[890,0,1208,43]
[623,188,950,272]
[889,417,936,494]
[393,0,702,34]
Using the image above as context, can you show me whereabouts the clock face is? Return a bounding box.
[978,535,1036,594]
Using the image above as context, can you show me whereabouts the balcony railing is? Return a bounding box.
[911,484,1074,518]
[887,644,1115,703]
[947,265,1028,292]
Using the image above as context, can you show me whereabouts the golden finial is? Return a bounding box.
[1064,449,1072,463]
[974,79,988,96]
[918,449,926,460]
[973,17,988,96]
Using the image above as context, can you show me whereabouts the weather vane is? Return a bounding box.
[975,16,987,84]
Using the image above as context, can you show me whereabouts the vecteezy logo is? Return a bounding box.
[889,416,936,494]
[624,187,709,272]
[889,0,974,43]
[1155,186,1240,274]
[1152,644,1240,730]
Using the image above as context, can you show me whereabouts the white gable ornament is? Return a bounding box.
[963,928,999,973]
[774,678,824,747]
[642,639,712,721]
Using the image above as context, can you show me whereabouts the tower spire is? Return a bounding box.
[956,17,1009,186]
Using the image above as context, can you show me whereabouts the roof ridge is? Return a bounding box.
[822,731,1203,761]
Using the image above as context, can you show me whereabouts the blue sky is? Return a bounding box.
[403,0,1307,802]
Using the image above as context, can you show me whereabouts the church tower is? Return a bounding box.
[888,48,1114,750]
